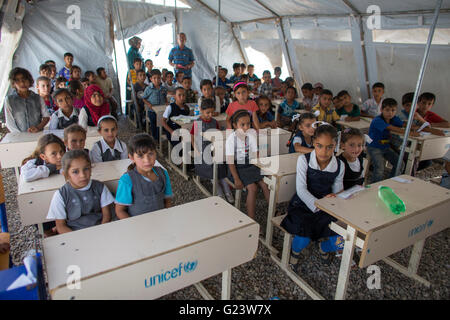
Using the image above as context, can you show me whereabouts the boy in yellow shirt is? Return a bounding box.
[312,89,340,126]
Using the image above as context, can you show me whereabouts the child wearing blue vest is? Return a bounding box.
[162,87,190,146]
[49,88,80,129]
[338,128,366,190]
[256,95,277,129]
[115,134,173,218]
[47,150,114,233]
[90,115,128,163]
[281,124,345,266]
[287,112,316,154]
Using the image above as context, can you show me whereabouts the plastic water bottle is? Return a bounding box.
[378,186,406,215]
[194,104,200,116]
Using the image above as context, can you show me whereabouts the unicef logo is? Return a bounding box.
[183,260,198,273]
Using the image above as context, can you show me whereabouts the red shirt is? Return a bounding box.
[424,111,445,123]
[225,100,258,117]
[190,117,220,135]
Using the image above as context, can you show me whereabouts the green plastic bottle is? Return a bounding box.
[378,186,406,215]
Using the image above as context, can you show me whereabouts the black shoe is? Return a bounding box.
[318,243,334,265]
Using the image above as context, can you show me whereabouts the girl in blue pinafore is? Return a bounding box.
[115,134,173,219]
[281,124,345,265]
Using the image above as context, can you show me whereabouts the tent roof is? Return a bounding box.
[190,0,450,23]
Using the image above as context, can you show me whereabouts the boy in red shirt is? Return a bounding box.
[417,92,449,128]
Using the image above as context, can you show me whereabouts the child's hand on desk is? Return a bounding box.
[409,131,420,137]
[234,179,244,190]
[324,193,336,198]
[28,126,39,133]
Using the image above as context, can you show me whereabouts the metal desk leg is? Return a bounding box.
[404,139,418,175]
[221,268,232,300]
[335,225,357,300]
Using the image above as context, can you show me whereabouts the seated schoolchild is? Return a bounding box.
[115,134,173,218]
[416,92,449,128]
[301,83,318,111]
[277,86,301,128]
[288,112,316,154]
[312,89,340,126]
[367,98,419,183]
[49,88,80,130]
[64,124,89,153]
[198,79,221,115]
[338,128,366,189]
[259,70,273,99]
[36,76,57,115]
[281,124,345,265]
[5,67,50,133]
[78,85,111,129]
[162,87,190,146]
[181,76,198,103]
[225,82,260,129]
[68,80,85,109]
[69,65,82,82]
[163,71,177,94]
[256,95,277,129]
[47,150,114,233]
[57,52,74,80]
[335,90,360,122]
[90,115,127,163]
[214,86,230,114]
[361,82,384,118]
[272,66,283,92]
[142,69,168,140]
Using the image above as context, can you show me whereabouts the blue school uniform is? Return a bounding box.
[115,166,173,217]
[288,130,312,154]
[164,102,190,146]
[281,153,342,241]
[338,153,365,190]
[278,99,300,118]
[257,111,275,124]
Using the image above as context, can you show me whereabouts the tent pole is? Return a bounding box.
[395,0,442,177]
[112,0,142,129]
[110,9,122,114]
[216,0,221,87]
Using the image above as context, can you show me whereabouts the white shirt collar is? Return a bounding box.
[57,108,78,120]
[100,137,123,153]
[308,150,338,172]
[74,179,92,191]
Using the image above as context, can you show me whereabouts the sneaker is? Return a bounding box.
[289,250,301,265]
[318,243,334,265]
[225,192,235,204]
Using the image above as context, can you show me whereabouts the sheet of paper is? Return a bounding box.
[337,185,365,199]
[6,273,35,291]
[391,176,413,183]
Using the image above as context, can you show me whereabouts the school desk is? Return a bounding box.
[395,130,450,175]
[171,113,227,131]
[271,175,450,300]
[0,127,100,173]
[17,159,132,227]
[43,197,259,300]
[250,153,302,252]
[336,117,371,132]
[194,128,292,198]
[144,104,167,152]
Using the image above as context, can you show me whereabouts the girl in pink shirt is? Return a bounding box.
[226,82,260,129]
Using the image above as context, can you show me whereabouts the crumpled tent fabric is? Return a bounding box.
[2,0,450,120]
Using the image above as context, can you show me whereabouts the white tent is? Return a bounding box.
[1,0,450,119]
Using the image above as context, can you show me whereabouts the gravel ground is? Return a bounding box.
[1,117,449,300]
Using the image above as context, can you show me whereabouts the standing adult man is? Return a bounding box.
[168,33,195,79]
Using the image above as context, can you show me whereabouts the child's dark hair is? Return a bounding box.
[230,109,251,126]
[133,57,142,64]
[337,90,350,99]
[201,98,215,110]
[301,83,313,91]
[182,76,192,82]
[286,86,298,98]
[150,69,162,77]
[285,77,294,85]
[22,134,65,165]
[55,77,67,87]
[274,66,281,73]
[80,77,89,83]
[136,69,146,76]
[64,52,74,58]
[70,65,81,74]
[162,68,168,73]
[85,71,95,78]
[45,60,55,65]
[381,98,397,109]
[372,82,385,90]
[176,71,184,78]
[36,76,51,85]
[62,150,91,179]
[221,67,228,74]
[127,133,157,170]
[174,87,185,95]
[166,71,174,77]
[64,124,87,141]
[402,92,414,105]
[313,124,338,142]
[262,70,271,76]
[320,89,333,97]
[418,92,435,102]
[200,79,213,90]
[240,63,246,68]
[39,64,51,73]
[68,80,83,95]
[232,63,240,70]
[233,82,249,93]
[96,67,105,75]
[341,128,364,144]
[145,59,153,64]
[53,88,72,100]
[248,64,254,68]
[9,67,34,87]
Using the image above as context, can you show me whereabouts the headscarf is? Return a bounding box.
[84,85,110,126]
[128,36,142,48]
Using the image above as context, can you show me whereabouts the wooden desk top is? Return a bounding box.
[396,129,450,141]
[251,152,302,177]
[202,128,291,142]
[315,175,450,234]
[0,127,99,144]
[43,197,256,292]
[18,159,131,195]
[336,118,371,130]
[172,113,227,129]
